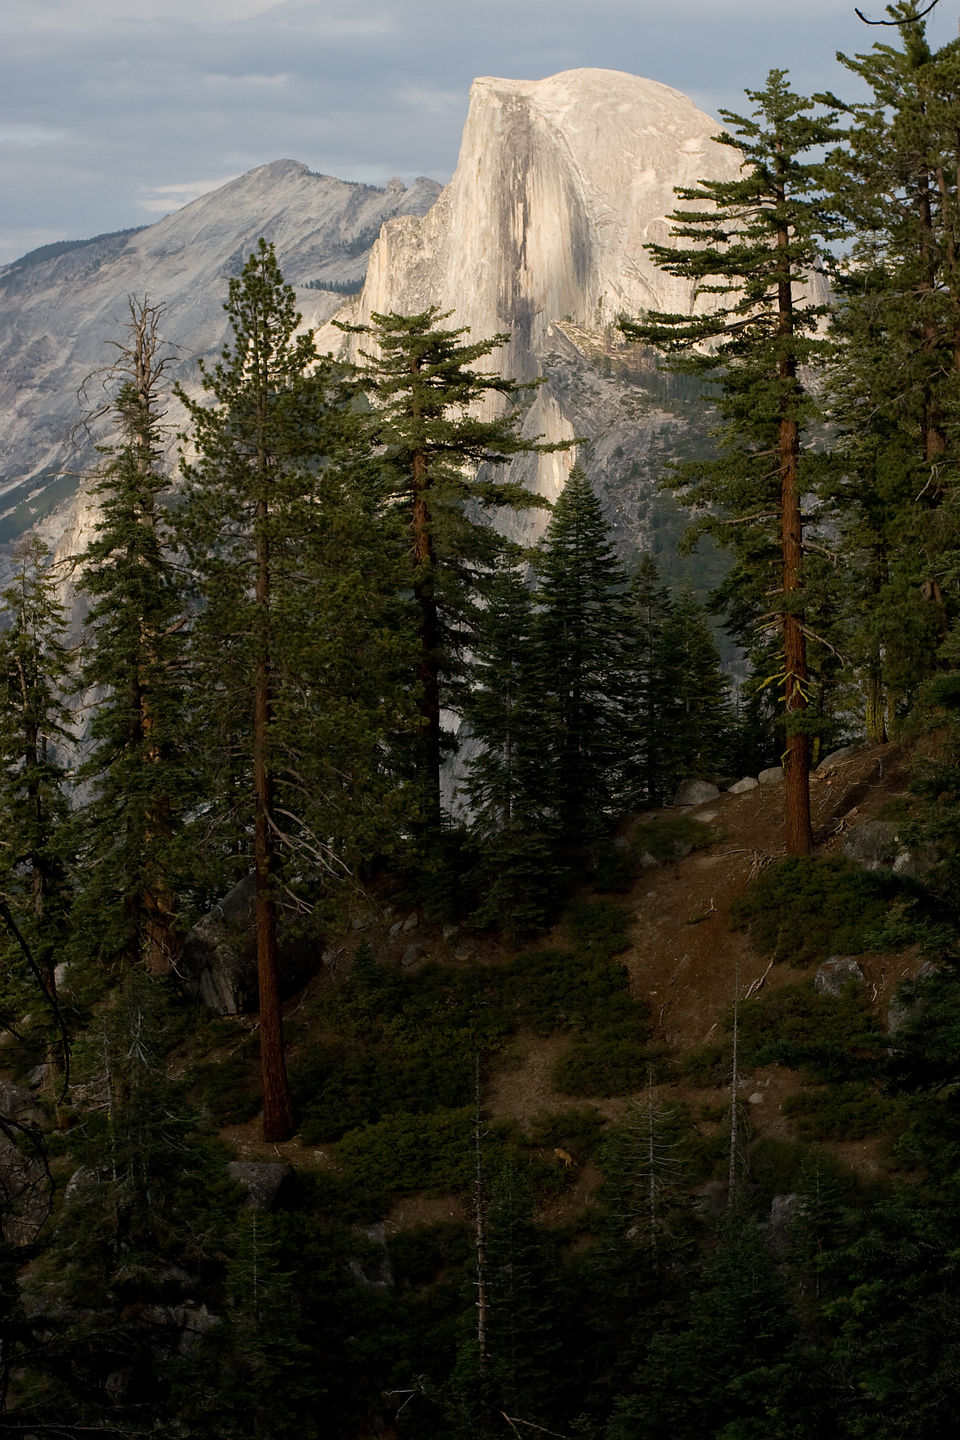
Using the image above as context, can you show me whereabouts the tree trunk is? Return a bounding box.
[132,305,176,975]
[412,445,442,834]
[254,495,293,1144]
[775,193,814,858]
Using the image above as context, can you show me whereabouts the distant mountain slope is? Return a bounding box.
[0,162,441,567]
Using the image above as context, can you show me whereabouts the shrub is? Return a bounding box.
[190,1052,262,1127]
[730,856,898,964]
[737,981,884,1082]
[336,1108,475,1196]
[781,1082,898,1142]
[566,899,632,958]
[292,1030,475,1144]
[527,1106,607,1160]
[553,1022,655,1097]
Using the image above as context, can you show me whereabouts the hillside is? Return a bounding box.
[212,742,921,1194]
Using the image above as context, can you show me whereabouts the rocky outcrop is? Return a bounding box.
[843,819,936,879]
[815,956,866,998]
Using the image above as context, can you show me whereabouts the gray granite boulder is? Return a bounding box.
[842,820,899,871]
[814,956,865,997]
[672,779,721,807]
[179,874,313,1013]
[180,875,257,1014]
[759,766,785,785]
[728,776,759,794]
[817,745,857,772]
[227,1161,293,1212]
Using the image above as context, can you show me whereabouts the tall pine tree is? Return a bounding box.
[624,72,840,854]
[78,298,188,977]
[533,463,629,842]
[344,307,556,836]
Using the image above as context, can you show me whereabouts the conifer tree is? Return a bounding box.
[179,243,324,1141]
[825,5,960,727]
[533,463,629,841]
[464,564,560,934]
[624,72,840,855]
[178,242,404,1141]
[0,536,73,1044]
[78,298,188,977]
[657,584,732,790]
[620,555,674,807]
[344,307,555,835]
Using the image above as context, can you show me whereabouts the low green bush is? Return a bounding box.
[677,1041,731,1088]
[781,1082,898,1142]
[730,856,899,965]
[292,1029,474,1144]
[566,899,632,958]
[552,1022,655,1097]
[336,1108,475,1196]
[527,1105,607,1160]
[737,981,884,1082]
[190,1052,262,1127]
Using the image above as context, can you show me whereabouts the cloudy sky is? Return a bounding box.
[1,0,957,265]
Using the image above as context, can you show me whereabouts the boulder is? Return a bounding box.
[179,874,313,1014]
[817,745,857,772]
[758,766,785,785]
[401,942,426,968]
[179,875,257,1014]
[842,820,899,872]
[672,779,720,807]
[0,1078,44,1126]
[227,1161,293,1212]
[728,776,759,794]
[765,1192,805,1255]
[814,956,865,997]
[892,843,939,882]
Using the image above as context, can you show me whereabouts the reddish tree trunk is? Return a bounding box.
[254,493,293,1143]
[775,186,814,857]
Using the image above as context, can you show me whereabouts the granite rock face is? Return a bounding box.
[0,162,440,586]
[322,68,749,554]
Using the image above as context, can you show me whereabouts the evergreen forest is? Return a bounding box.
[5,5,960,1435]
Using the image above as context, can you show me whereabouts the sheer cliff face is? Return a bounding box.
[325,69,744,544]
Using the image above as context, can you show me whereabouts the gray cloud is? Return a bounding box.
[1,0,957,263]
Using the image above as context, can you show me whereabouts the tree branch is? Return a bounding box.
[855,0,939,23]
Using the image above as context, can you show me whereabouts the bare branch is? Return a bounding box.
[855,1,940,24]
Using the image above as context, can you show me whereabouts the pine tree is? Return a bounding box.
[464,564,560,935]
[825,6,960,729]
[0,536,73,1062]
[533,463,629,841]
[620,555,674,808]
[178,243,310,1141]
[344,307,556,835]
[178,241,403,1141]
[657,584,732,791]
[77,297,188,977]
[624,72,840,855]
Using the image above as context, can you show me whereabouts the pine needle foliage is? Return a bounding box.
[77,298,189,977]
[623,70,842,854]
[343,306,558,833]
